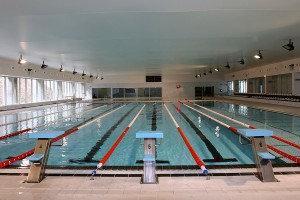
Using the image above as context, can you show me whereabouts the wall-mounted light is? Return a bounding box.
[82,70,86,76]
[254,50,263,59]
[195,74,201,78]
[96,74,99,79]
[18,55,27,64]
[90,74,93,78]
[73,68,77,75]
[41,60,48,69]
[209,69,213,74]
[59,65,64,72]
[282,39,295,51]
[203,72,207,76]
[101,76,104,80]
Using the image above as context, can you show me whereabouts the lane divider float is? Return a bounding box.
[193,103,300,150]
[91,104,145,179]
[0,104,109,141]
[0,104,126,168]
[164,103,208,175]
[183,103,300,164]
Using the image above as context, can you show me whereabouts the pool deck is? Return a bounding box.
[0,174,299,200]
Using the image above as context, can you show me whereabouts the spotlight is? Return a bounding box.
[195,74,201,78]
[90,74,93,78]
[82,70,86,76]
[96,74,99,79]
[73,69,77,75]
[209,69,213,74]
[59,65,64,72]
[282,39,294,51]
[41,60,48,69]
[214,67,220,72]
[224,63,231,69]
[101,76,104,80]
[239,58,245,65]
[18,55,27,64]
[254,50,263,59]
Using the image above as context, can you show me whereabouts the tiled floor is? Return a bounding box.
[0,174,299,200]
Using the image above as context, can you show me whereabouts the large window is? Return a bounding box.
[227,81,234,95]
[0,76,86,107]
[0,77,4,106]
[238,80,247,93]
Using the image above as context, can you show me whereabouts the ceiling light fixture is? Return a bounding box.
[101,76,104,80]
[254,50,263,59]
[41,60,48,69]
[195,74,201,78]
[282,39,295,51]
[82,70,86,76]
[239,58,245,65]
[90,74,93,78]
[73,68,77,75]
[59,65,64,72]
[214,67,220,72]
[18,55,27,64]
[209,69,213,74]
[203,72,207,76]
[96,74,99,79]
[224,62,231,69]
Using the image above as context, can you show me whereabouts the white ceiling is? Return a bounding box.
[0,0,300,76]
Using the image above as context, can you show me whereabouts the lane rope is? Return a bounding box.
[0,104,125,168]
[183,103,300,164]
[164,103,208,175]
[90,104,145,179]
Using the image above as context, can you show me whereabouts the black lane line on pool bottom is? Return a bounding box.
[69,105,137,164]
[151,103,157,131]
[136,103,170,164]
[174,104,237,163]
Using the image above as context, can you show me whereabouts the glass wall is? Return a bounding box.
[238,80,247,93]
[93,87,162,100]
[227,81,234,95]
[0,77,4,106]
[248,77,265,93]
[0,75,87,107]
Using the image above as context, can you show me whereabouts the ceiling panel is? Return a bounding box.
[0,0,300,76]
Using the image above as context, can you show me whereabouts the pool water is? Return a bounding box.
[0,101,299,168]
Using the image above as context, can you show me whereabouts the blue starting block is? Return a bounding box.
[237,128,277,182]
[136,131,163,184]
[27,131,64,183]
[27,154,45,164]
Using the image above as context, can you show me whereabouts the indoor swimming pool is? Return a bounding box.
[0,101,299,169]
